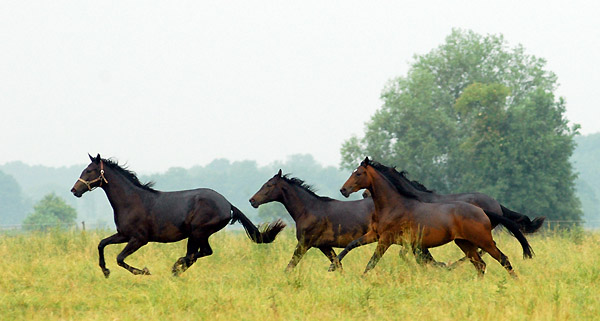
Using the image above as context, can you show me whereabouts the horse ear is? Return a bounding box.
[277,169,282,177]
[89,154,94,162]
[362,156,370,166]
[95,154,101,163]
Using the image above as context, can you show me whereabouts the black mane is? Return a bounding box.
[102,158,157,192]
[365,161,419,199]
[281,174,335,202]
[398,171,434,193]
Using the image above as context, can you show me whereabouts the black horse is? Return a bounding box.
[71,154,285,277]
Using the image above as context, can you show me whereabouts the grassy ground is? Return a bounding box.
[0,228,598,321]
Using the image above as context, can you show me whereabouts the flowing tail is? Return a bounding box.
[500,205,545,234]
[230,205,286,243]
[485,210,534,259]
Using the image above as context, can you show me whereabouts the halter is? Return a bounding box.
[78,161,109,191]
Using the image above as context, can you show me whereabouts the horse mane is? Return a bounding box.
[281,174,335,202]
[398,171,434,193]
[366,161,419,199]
[102,158,157,193]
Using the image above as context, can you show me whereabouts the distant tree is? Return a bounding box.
[23,193,77,231]
[257,202,293,225]
[0,170,28,225]
[341,29,581,222]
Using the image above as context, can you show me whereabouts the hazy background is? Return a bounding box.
[1,1,598,173]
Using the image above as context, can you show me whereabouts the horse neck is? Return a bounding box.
[279,183,319,221]
[398,177,434,201]
[366,168,412,216]
[100,167,149,214]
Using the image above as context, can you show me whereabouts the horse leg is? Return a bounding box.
[454,239,486,277]
[172,237,202,276]
[285,242,310,272]
[329,230,378,272]
[116,237,150,275]
[480,243,518,279]
[412,247,447,268]
[318,246,340,268]
[97,233,129,278]
[363,240,391,274]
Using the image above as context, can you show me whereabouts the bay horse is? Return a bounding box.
[332,157,533,277]
[71,154,285,277]
[378,171,545,233]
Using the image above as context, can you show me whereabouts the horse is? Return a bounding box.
[331,157,533,277]
[249,170,374,271]
[70,154,286,277]
[375,170,545,233]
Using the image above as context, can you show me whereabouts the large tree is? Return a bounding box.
[341,29,581,222]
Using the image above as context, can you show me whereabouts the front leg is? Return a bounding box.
[363,240,391,274]
[286,242,310,272]
[318,246,340,269]
[329,230,378,272]
[116,237,150,276]
[97,233,129,278]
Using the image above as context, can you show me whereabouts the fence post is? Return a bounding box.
[81,221,85,231]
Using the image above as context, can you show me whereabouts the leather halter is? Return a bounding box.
[78,161,109,191]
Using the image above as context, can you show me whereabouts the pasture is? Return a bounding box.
[0,228,598,320]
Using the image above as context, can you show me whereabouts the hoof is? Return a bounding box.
[102,268,111,278]
[141,267,151,275]
[328,264,342,272]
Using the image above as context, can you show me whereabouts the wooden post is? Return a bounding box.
[82,221,86,231]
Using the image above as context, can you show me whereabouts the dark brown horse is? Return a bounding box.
[375,171,545,233]
[249,170,374,271]
[332,157,533,277]
[71,154,285,277]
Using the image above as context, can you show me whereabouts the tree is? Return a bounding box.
[257,202,293,225]
[0,170,28,225]
[341,29,581,222]
[23,193,77,231]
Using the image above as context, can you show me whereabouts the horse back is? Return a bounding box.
[143,188,232,242]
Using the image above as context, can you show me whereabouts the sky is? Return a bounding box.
[1,1,598,174]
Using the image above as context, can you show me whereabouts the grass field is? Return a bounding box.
[0,227,599,320]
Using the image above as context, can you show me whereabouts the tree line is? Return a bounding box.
[1,29,597,229]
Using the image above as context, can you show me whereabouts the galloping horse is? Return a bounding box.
[332,157,533,277]
[379,170,545,233]
[71,154,285,277]
[249,170,374,270]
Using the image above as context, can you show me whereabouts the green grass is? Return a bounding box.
[0,228,598,320]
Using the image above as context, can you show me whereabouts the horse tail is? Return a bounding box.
[230,205,286,243]
[484,210,534,259]
[500,205,546,234]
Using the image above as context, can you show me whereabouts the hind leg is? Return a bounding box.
[173,237,213,276]
[480,243,518,279]
[454,239,486,277]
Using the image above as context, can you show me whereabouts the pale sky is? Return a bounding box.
[1,1,598,173]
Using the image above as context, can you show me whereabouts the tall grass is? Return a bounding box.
[0,229,598,320]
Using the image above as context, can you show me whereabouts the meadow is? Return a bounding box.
[0,228,598,321]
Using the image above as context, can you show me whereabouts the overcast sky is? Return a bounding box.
[1,1,598,173]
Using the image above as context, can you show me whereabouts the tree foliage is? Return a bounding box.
[23,193,77,231]
[341,29,581,222]
[0,170,28,225]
